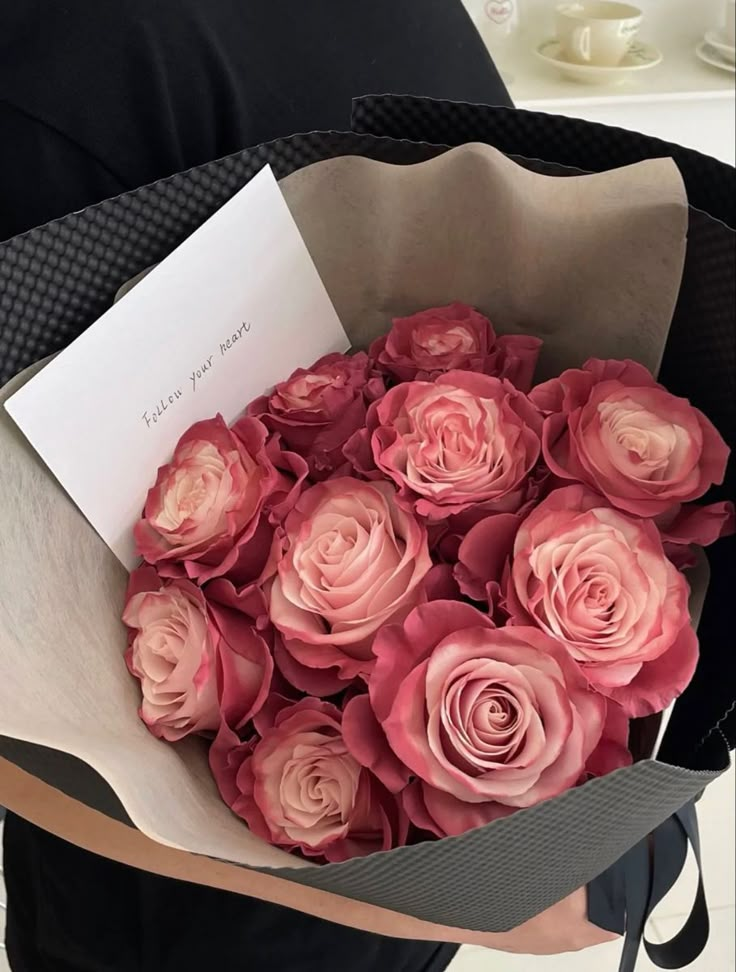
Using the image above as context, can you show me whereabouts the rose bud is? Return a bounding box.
[248,352,384,480]
[370,302,540,390]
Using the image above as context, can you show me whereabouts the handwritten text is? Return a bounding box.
[142,389,184,428]
[141,321,252,429]
[220,321,251,356]
[190,355,214,393]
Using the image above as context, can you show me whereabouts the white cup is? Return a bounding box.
[723,0,736,48]
[465,0,520,41]
[555,2,643,67]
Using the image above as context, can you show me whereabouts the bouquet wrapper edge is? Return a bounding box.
[0,118,733,938]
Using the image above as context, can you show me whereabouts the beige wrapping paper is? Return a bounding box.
[279,144,687,379]
[0,143,689,872]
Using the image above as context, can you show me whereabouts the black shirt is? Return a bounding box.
[0,0,511,241]
[1,2,510,969]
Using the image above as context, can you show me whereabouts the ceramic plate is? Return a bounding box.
[696,40,736,74]
[535,38,663,85]
[704,29,736,64]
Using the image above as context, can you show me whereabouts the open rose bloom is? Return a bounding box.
[118,329,733,874]
[1,134,734,953]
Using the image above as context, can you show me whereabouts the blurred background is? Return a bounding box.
[462,0,735,163]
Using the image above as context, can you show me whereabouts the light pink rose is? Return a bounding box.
[247,352,384,480]
[370,303,541,391]
[343,601,609,838]
[269,477,431,693]
[530,358,730,518]
[135,415,307,585]
[122,567,273,742]
[209,698,408,862]
[507,485,699,717]
[346,371,542,520]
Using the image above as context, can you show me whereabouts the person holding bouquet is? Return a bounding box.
[0,4,617,972]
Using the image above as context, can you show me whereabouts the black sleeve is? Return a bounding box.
[0,100,126,242]
[1,2,510,241]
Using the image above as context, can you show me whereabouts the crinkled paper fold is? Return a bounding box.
[3,143,722,931]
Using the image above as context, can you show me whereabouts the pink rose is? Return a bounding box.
[583,700,632,780]
[656,500,735,568]
[135,415,306,584]
[343,601,609,838]
[122,567,273,742]
[370,303,541,391]
[247,352,384,480]
[427,464,550,570]
[454,512,521,606]
[269,477,431,693]
[348,371,541,519]
[530,358,730,518]
[507,485,699,717]
[210,698,408,862]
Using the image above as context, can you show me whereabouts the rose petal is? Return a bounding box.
[343,695,411,793]
[602,623,699,718]
[455,513,521,601]
[585,701,632,779]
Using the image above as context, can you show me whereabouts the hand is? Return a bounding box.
[455,888,619,955]
[0,757,618,954]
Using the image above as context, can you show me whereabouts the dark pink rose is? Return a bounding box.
[209,698,408,862]
[656,500,736,567]
[135,416,307,584]
[348,371,542,520]
[271,633,352,699]
[343,600,608,838]
[454,512,521,605]
[583,701,632,780]
[427,464,550,569]
[247,352,384,480]
[269,477,431,693]
[400,779,517,839]
[122,567,273,742]
[507,485,699,717]
[370,303,541,391]
[530,359,730,518]
[422,563,462,602]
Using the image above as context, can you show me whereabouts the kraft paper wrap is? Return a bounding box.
[0,145,695,882]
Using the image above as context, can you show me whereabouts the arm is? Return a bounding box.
[0,756,616,953]
[0,100,125,241]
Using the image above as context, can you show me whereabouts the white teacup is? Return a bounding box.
[555,2,643,67]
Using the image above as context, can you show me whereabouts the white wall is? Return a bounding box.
[462,0,735,164]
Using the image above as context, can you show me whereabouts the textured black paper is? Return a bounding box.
[352,95,736,229]
[0,107,733,933]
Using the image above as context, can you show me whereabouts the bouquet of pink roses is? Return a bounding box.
[123,302,734,863]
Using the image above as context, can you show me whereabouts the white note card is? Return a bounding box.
[5,165,349,569]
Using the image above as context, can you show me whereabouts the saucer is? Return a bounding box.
[704,28,735,64]
[535,38,663,85]
[696,40,736,74]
